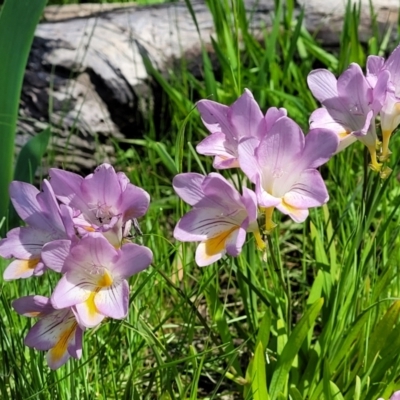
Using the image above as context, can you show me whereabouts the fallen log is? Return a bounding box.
[19,0,399,172]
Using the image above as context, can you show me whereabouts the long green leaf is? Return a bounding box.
[0,0,47,227]
[269,298,324,399]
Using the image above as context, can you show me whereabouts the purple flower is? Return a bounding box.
[307,63,388,171]
[0,180,74,280]
[238,116,338,229]
[45,234,153,328]
[173,172,263,266]
[196,89,286,169]
[12,295,84,370]
[366,46,400,160]
[49,163,150,247]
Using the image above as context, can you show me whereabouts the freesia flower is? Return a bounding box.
[49,163,150,247]
[366,45,400,160]
[238,116,338,229]
[308,63,388,171]
[196,89,286,169]
[45,234,153,328]
[173,172,263,266]
[13,295,84,370]
[0,180,74,280]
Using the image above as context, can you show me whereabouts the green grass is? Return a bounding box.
[1,0,400,399]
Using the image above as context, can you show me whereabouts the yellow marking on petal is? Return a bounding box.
[48,322,77,365]
[380,129,393,162]
[86,291,100,318]
[97,270,113,287]
[367,144,382,172]
[15,258,40,277]
[26,311,42,317]
[263,207,276,234]
[83,226,96,232]
[338,131,350,139]
[204,226,238,258]
[253,229,266,250]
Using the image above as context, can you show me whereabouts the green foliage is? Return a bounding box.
[1,0,400,399]
[0,0,47,231]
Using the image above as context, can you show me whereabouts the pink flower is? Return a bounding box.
[12,295,84,370]
[49,163,150,247]
[173,172,263,266]
[307,63,388,171]
[196,89,286,169]
[0,180,74,280]
[238,116,338,229]
[366,45,400,160]
[46,234,153,328]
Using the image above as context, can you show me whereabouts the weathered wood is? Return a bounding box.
[19,0,399,172]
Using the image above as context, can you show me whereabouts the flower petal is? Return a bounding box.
[385,44,400,94]
[228,89,264,140]
[3,258,42,280]
[73,296,105,328]
[173,173,207,206]
[237,136,261,183]
[112,243,153,278]
[300,128,339,169]
[51,273,92,309]
[282,169,329,209]
[174,208,241,241]
[41,239,72,273]
[225,225,247,257]
[196,99,235,141]
[80,163,122,212]
[307,69,338,102]
[67,325,84,360]
[117,184,150,220]
[95,280,129,319]
[12,295,54,317]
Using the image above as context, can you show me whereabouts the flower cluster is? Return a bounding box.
[0,164,153,369]
[173,90,339,266]
[173,45,400,267]
[308,45,400,173]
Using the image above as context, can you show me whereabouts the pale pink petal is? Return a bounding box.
[385,44,400,93]
[173,173,206,206]
[63,234,118,274]
[300,128,339,169]
[174,208,241,241]
[276,202,309,223]
[117,184,150,220]
[68,326,83,360]
[95,280,129,319]
[307,69,338,102]
[366,55,385,77]
[49,168,89,214]
[309,108,348,134]
[25,308,72,350]
[51,273,93,309]
[237,137,261,183]
[112,243,153,278]
[241,187,258,223]
[225,225,247,257]
[80,163,122,211]
[264,107,287,132]
[0,227,46,259]
[255,117,304,174]
[73,300,105,328]
[195,241,225,267]
[9,182,42,226]
[228,88,265,140]
[12,295,54,317]
[196,100,235,140]
[41,240,71,273]
[46,348,71,370]
[3,258,42,280]
[283,169,329,209]
[37,180,65,233]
